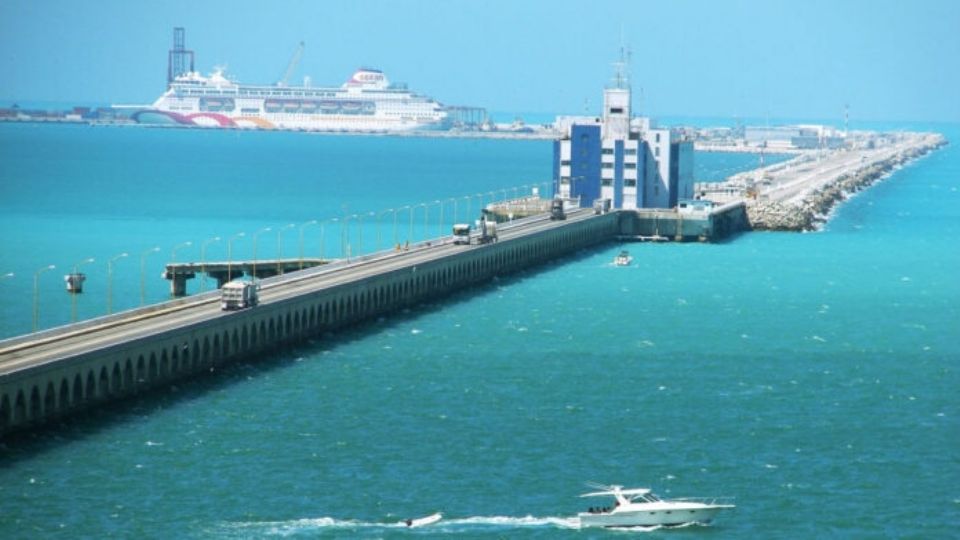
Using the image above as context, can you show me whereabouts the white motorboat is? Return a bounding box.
[401,512,442,528]
[578,485,733,528]
[614,250,633,266]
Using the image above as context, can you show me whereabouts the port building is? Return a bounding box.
[552,61,693,210]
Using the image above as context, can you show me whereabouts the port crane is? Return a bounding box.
[277,41,305,87]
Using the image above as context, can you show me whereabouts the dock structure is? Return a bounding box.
[695,131,947,231]
[163,259,328,296]
[0,209,621,436]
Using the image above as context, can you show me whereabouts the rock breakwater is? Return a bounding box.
[746,134,947,231]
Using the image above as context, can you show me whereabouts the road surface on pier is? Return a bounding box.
[0,208,595,376]
[760,135,931,204]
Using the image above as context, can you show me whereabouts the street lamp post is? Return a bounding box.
[412,202,428,245]
[377,208,395,252]
[462,195,472,224]
[474,192,486,222]
[69,257,95,322]
[407,205,416,247]
[200,236,221,293]
[140,247,160,306]
[341,215,352,259]
[434,199,444,238]
[319,218,338,261]
[32,264,56,332]
[357,211,374,256]
[447,197,458,231]
[298,220,317,270]
[170,241,193,298]
[106,253,128,314]
[252,227,272,281]
[227,232,245,283]
[277,223,294,274]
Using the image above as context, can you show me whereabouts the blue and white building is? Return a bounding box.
[553,65,693,210]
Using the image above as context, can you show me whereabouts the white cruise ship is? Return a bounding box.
[133,66,449,132]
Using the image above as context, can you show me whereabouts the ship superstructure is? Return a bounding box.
[133,28,448,132]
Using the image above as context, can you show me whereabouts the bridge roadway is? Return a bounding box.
[0,208,599,380]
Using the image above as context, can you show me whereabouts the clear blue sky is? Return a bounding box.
[1,0,958,123]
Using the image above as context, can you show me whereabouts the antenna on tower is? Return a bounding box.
[612,28,631,90]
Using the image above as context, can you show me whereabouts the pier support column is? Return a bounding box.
[163,270,195,297]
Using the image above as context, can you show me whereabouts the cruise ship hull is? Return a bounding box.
[132,67,449,133]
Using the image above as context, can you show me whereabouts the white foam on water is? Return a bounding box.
[225,514,584,535]
[440,515,581,530]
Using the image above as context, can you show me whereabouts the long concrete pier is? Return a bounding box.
[696,131,947,231]
[0,209,619,436]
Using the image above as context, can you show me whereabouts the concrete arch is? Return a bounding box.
[124,359,134,389]
[111,362,122,395]
[148,353,158,382]
[14,390,26,424]
[30,385,42,420]
[137,355,146,383]
[0,395,9,430]
[86,371,96,400]
[58,378,70,411]
[268,318,276,341]
[230,328,239,355]
[202,336,211,363]
[259,320,267,344]
[44,382,56,416]
[99,366,109,395]
[73,373,83,405]
[213,334,222,361]
[160,350,169,379]
[242,325,250,351]
[171,345,180,374]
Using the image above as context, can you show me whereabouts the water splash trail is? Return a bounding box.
[220,515,711,536]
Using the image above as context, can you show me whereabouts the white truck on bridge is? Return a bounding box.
[220,281,259,310]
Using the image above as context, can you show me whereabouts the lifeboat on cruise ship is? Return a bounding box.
[264,100,282,113]
[319,101,340,113]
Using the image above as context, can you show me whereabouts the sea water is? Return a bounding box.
[0,123,957,538]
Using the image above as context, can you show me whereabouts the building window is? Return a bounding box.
[655,133,661,143]
[625,148,637,155]
[601,163,613,169]
[560,177,570,185]
[655,147,660,157]
[625,163,637,169]
[601,178,612,186]
[625,179,637,187]
[610,107,624,114]
[601,148,614,155]
[560,160,571,166]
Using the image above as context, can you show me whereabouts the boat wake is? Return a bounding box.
[221,514,711,536]
[223,515,580,536]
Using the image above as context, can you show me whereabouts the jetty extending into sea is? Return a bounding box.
[0,124,946,438]
[695,131,947,231]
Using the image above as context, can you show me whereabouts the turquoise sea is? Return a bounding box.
[0,122,957,538]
